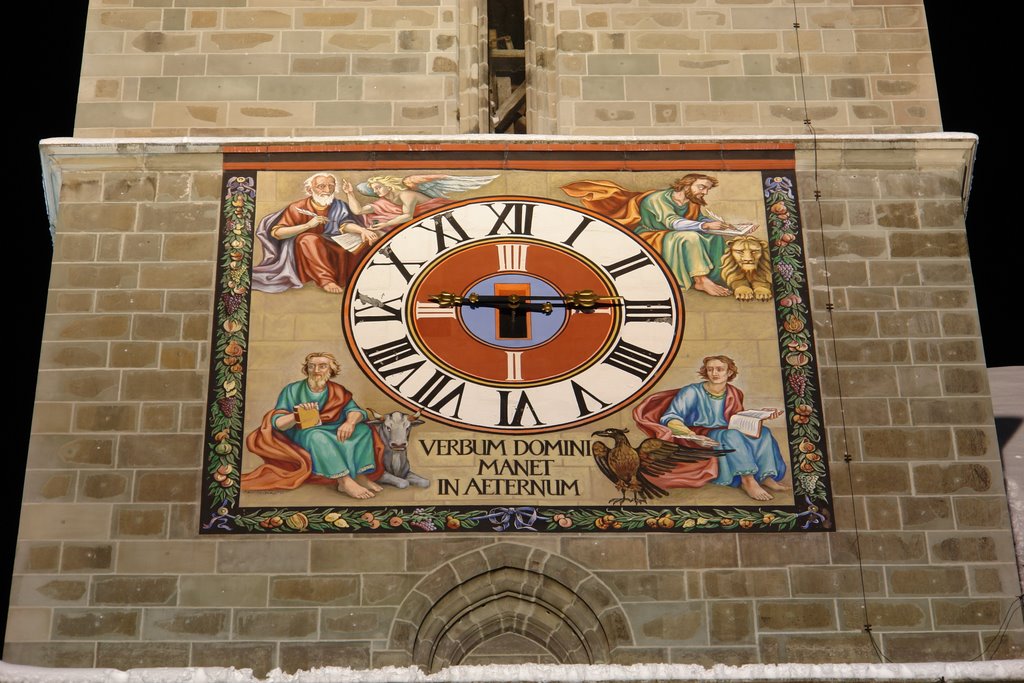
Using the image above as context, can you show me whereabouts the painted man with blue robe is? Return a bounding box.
[658,355,790,501]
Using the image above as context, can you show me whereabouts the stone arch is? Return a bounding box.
[389,542,631,672]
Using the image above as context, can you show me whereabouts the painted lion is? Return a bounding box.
[720,235,772,302]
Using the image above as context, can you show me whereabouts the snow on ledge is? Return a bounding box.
[38,131,980,148]
[2,660,1023,683]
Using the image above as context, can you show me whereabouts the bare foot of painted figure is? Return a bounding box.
[692,275,731,297]
[322,282,343,294]
[761,479,791,492]
[739,474,773,501]
[338,476,374,499]
[357,474,383,493]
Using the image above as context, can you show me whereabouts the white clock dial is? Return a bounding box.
[343,197,683,434]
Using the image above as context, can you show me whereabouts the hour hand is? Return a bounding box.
[429,292,526,310]
[428,290,622,311]
[429,291,479,307]
[430,291,459,307]
[565,290,622,309]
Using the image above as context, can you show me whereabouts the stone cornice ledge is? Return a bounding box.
[39,133,978,239]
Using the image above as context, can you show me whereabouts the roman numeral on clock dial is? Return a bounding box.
[487,202,534,235]
[415,301,457,319]
[353,292,403,324]
[622,299,674,323]
[496,389,543,427]
[496,243,528,271]
[505,351,523,381]
[602,338,663,380]
[604,251,653,279]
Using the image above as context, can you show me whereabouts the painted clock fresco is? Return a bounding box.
[201,143,833,534]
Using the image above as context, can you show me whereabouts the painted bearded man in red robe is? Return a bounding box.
[252,173,380,294]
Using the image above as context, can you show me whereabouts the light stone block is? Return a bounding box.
[625,31,700,52]
[17,504,113,541]
[7,608,57,642]
[682,103,757,124]
[152,103,227,127]
[395,103,445,127]
[207,54,290,76]
[76,103,154,128]
[708,32,779,52]
[622,602,707,646]
[235,609,318,640]
[658,54,740,76]
[316,101,393,126]
[116,541,216,573]
[352,54,424,73]
[79,53,163,76]
[623,76,710,101]
[806,8,883,29]
[610,11,688,30]
[855,29,931,52]
[142,608,231,640]
[369,9,437,29]
[126,31,199,54]
[710,76,795,101]
[889,52,935,74]
[224,9,291,29]
[84,32,127,55]
[203,32,279,53]
[259,75,338,101]
[363,75,444,100]
[324,31,393,52]
[587,54,659,75]
[178,76,258,101]
[228,103,316,127]
[91,9,164,31]
[573,102,651,126]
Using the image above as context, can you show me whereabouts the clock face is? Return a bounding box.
[343,197,684,434]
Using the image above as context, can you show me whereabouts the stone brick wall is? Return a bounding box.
[78,0,462,136]
[76,0,939,137]
[555,0,938,134]
[7,136,1021,674]
[795,139,1021,662]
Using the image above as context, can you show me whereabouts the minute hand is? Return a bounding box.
[429,290,622,309]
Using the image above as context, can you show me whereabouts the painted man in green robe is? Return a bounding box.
[634,174,733,296]
[243,352,384,499]
[562,173,737,296]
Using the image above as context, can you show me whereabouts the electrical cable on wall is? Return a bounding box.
[788,0,1021,663]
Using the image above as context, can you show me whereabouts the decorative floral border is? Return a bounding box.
[763,172,831,516]
[200,164,832,534]
[201,175,255,531]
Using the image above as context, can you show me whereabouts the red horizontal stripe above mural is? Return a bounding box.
[223,159,796,171]
[222,142,796,154]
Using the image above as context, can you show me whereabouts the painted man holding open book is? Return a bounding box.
[251,173,380,294]
[562,173,758,297]
[656,355,789,501]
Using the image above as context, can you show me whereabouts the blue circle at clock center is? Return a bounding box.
[460,274,567,349]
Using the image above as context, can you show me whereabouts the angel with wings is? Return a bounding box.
[341,174,498,233]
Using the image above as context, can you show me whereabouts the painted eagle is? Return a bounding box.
[591,427,732,505]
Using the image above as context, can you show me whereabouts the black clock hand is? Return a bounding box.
[429,290,623,310]
[427,293,553,315]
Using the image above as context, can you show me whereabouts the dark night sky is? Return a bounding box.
[2,0,1014,650]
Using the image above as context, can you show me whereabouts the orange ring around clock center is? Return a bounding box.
[407,239,620,387]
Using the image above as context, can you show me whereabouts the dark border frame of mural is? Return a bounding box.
[199,145,834,535]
